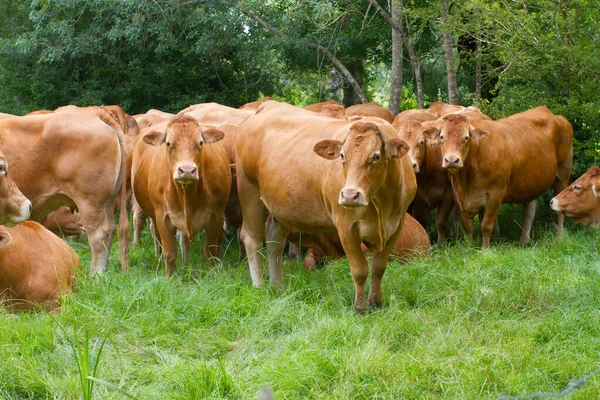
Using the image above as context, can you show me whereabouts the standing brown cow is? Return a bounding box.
[132,114,231,276]
[345,102,394,123]
[237,101,415,312]
[423,107,573,248]
[550,166,600,228]
[0,107,129,273]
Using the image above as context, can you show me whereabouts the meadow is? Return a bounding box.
[1,205,600,399]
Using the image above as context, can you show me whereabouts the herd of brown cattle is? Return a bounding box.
[0,98,596,312]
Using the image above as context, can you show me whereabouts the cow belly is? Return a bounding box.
[261,195,334,232]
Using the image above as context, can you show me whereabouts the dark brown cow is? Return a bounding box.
[290,214,430,269]
[239,97,274,111]
[0,107,129,273]
[423,107,573,248]
[345,102,394,123]
[0,221,81,310]
[0,150,31,226]
[237,101,415,312]
[132,114,231,276]
[550,166,600,228]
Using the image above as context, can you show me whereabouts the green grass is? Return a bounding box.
[1,205,600,399]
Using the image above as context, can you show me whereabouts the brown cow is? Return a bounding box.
[304,100,343,113]
[427,101,465,117]
[239,97,274,111]
[0,107,129,273]
[132,114,231,276]
[0,150,31,226]
[392,109,438,128]
[550,166,600,228]
[291,214,430,270]
[237,101,415,312]
[0,221,80,310]
[134,110,175,131]
[41,206,84,237]
[0,112,16,120]
[178,102,253,126]
[423,107,573,248]
[345,102,394,123]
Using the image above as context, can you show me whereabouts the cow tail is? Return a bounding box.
[99,107,130,271]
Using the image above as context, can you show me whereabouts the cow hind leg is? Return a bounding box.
[133,202,147,244]
[238,181,267,287]
[520,199,537,245]
[179,231,191,265]
[265,214,290,289]
[204,213,224,263]
[149,219,161,258]
[435,191,454,245]
[79,202,115,275]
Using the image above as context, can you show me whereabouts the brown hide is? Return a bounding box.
[427,101,465,117]
[132,114,231,276]
[41,206,84,237]
[304,100,343,113]
[289,214,430,269]
[0,221,80,311]
[0,150,31,226]
[0,112,16,120]
[392,109,438,128]
[345,102,394,123]
[424,107,573,248]
[237,101,416,312]
[239,97,274,111]
[551,166,600,228]
[0,107,129,273]
[178,102,253,126]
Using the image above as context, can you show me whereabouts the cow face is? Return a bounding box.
[314,121,408,208]
[550,166,600,228]
[396,120,439,173]
[143,114,224,184]
[0,152,32,227]
[422,114,488,170]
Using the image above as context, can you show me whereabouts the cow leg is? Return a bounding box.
[237,228,246,261]
[155,217,177,276]
[204,213,223,263]
[303,248,324,270]
[553,177,569,237]
[179,231,191,264]
[412,199,431,233]
[288,242,299,261]
[450,206,461,237]
[435,191,454,245]
[339,232,369,313]
[458,209,474,246]
[79,201,116,275]
[149,219,161,257]
[481,198,503,249]
[520,199,538,245]
[369,228,400,309]
[133,202,147,244]
[265,214,290,289]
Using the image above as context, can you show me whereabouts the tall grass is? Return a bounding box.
[0,206,599,399]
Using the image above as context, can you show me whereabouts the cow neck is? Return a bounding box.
[448,140,478,214]
[171,176,204,239]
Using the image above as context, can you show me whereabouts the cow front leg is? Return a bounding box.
[435,190,454,245]
[339,232,369,313]
[265,214,290,289]
[520,199,538,245]
[179,231,191,264]
[133,201,147,244]
[204,213,223,263]
[481,197,503,249]
[369,227,401,308]
[155,217,177,277]
[459,210,474,246]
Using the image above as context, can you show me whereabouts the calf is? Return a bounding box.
[132,114,231,276]
[237,101,415,312]
[550,166,600,227]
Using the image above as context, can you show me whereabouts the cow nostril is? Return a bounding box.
[28,203,32,212]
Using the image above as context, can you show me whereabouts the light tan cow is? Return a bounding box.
[239,97,274,111]
[303,100,343,113]
[0,107,129,273]
[427,101,465,117]
[423,107,573,248]
[550,166,600,227]
[0,221,81,310]
[132,114,231,276]
[392,109,438,128]
[178,102,253,126]
[237,101,416,312]
[0,112,16,120]
[345,102,394,123]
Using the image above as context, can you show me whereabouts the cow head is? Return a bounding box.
[313,121,408,208]
[0,152,32,227]
[422,113,489,170]
[143,114,224,184]
[550,166,600,228]
[395,119,439,173]
[0,226,11,247]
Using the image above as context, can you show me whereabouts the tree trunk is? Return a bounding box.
[441,0,458,105]
[343,60,366,107]
[475,40,481,99]
[388,0,403,115]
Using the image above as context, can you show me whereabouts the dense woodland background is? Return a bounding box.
[0,0,598,175]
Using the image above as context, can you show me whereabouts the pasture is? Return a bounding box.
[1,207,599,399]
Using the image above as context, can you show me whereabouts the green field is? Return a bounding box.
[2,206,600,399]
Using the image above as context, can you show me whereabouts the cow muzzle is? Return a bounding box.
[6,199,31,227]
[442,155,463,169]
[339,188,368,208]
[549,198,562,213]
[410,157,420,173]
[174,163,199,184]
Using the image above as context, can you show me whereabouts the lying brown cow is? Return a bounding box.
[551,166,600,227]
[132,114,231,276]
[237,101,416,312]
[0,150,31,226]
[423,107,573,248]
[0,107,129,273]
[345,102,394,123]
[0,221,81,310]
[291,214,430,270]
[41,206,84,237]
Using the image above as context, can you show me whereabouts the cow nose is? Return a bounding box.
[343,190,360,201]
[443,156,463,169]
[445,156,459,164]
[412,162,419,173]
[174,164,199,183]
[339,188,367,207]
[28,202,32,213]
[549,198,559,211]
[178,166,197,176]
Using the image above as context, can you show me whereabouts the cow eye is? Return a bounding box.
[462,135,469,142]
[166,141,173,150]
[573,185,581,192]
[0,165,5,176]
[340,152,346,163]
[439,134,445,141]
[418,139,425,145]
[370,152,381,164]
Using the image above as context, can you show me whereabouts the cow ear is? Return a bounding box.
[385,138,410,159]
[0,228,12,247]
[0,157,7,176]
[422,126,441,144]
[143,129,166,146]
[126,115,140,135]
[470,125,489,140]
[592,184,600,198]
[588,166,600,177]
[314,140,343,160]
[202,129,225,144]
